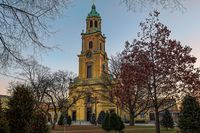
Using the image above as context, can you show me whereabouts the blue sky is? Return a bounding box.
[0,0,200,95]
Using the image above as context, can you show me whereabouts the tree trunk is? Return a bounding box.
[155,108,160,133]
[52,113,58,130]
[129,112,135,126]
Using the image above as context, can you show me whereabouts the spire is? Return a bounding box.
[87,3,100,18]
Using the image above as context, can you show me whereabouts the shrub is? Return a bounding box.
[102,112,111,132]
[116,116,125,132]
[161,109,174,130]
[102,112,125,132]
[97,111,105,124]
[67,115,72,126]
[90,113,96,125]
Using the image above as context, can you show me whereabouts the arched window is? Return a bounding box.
[95,21,98,28]
[87,65,92,78]
[90,20,93,27]
[89,41,93,49]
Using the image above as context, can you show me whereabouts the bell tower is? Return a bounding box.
[78,4,108,80]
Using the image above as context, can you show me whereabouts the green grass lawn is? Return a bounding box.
[51,125,178,133]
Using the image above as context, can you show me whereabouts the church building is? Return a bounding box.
[68,4,118,122]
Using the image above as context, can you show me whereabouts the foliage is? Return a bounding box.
[161,110,174,130]
[90,113,96,125]
[118,10,200,133]
[116,115,125,132]
[178,95,200,133]
[110,50,150,126]
[67,115,72,126]
[97,110,106,124]
[102,112,111,132]
[7,85,35,133]
[0,103,10,133]
[102,112,124,132]
[58,113,65,125]
[32,110,49,133]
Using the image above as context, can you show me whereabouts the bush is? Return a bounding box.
[116,116,125,132]
[32,111,49,133]
[110,113,119,130]
[97,111,105,124]
[67,115,72,126]
[102,112,125,132]
[102,112,111,132]
[161,109,174,130]
[90,113,96,125]
[178,95,200,133]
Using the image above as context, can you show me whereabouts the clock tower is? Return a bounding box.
[78,4,108,80]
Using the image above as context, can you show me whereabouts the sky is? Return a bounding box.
[0,0,200,95]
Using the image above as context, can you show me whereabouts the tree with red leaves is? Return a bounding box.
[121,10,200,133]
[110,46,151,126]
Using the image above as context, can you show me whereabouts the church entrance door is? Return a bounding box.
[86,107,92,121]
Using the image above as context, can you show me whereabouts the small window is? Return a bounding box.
[90,20,93,27]
[87,65,92,78]
[95,21,98,28]
[89,41,93,49]
[100,43,102,50]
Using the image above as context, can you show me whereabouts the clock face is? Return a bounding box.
[86,51,92,58]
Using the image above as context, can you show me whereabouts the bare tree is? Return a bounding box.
[18,58,84,129]
[19,57,51,109]
[0,0,71,69]
[121,0,186,11]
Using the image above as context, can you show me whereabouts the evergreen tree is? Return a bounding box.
[90,113,96,125]
[97,111,105,124]
[161,110,174,130]
[67,115,72,126]
[102,112,125,133]
[58,113,64,125]
[7,85,35,133]
[116,116,125,132]
[102,112,111,132]
[32,110,49,133]
[110,112,119,130]
[111,113,125,133]
[178,95,200,133]
[0,100,10,133]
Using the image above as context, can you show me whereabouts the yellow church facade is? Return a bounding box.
[68,4,125,122]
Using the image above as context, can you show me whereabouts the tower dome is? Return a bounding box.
[87,4,100,18]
